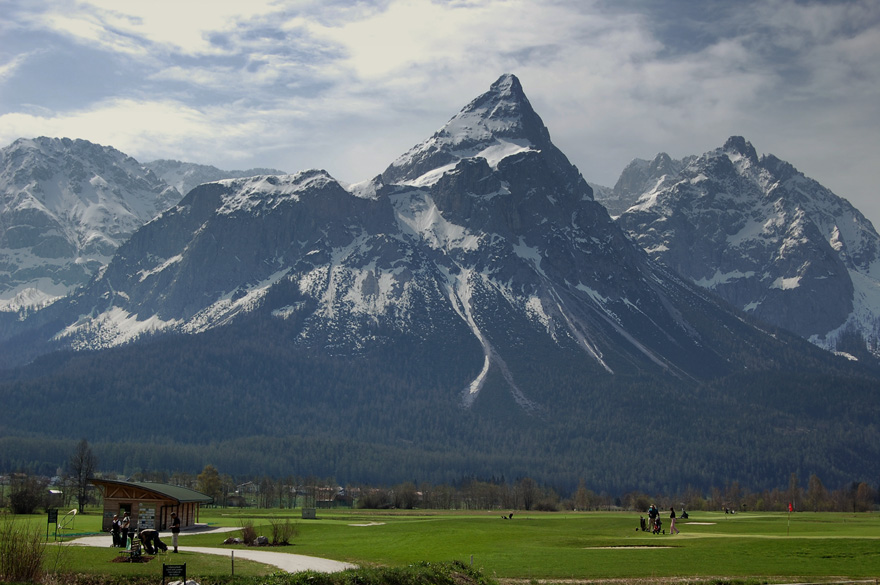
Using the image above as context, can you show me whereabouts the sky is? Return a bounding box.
[1,0,879,225]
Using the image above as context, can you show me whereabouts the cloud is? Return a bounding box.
[38,10,148,56]
[16,0,282,57]
[0,98,267,161]
[1,0,879,225]
[0,51,38,83]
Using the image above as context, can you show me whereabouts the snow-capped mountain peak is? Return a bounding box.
[612,136,880,359]
[722,135,759,164]
[381,73,553,186]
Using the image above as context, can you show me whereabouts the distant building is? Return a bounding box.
[90,479,212,533]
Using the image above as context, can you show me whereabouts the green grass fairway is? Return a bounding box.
[11,508,880,580]
[200,509,880,580]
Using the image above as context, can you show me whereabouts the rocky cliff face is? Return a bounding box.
[599,152,695,217]
[614,136,880,358]
[0,137,181,310]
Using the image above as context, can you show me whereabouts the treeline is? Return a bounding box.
[174,467,880,513]
[3,462,876,516]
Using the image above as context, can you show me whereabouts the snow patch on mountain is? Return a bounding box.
[138,255,182,282]
[442,266,492,404]
[552,289,613,374]
[216,171,332,215]
[512,238,546,277]
[811,263,880,354]
[0,137,182,310]
[771,275,802,290]
[392,190,480,251]
[694,269,756,288]
[186,268,292,332]
[55,307,181,349]
[144,159,286,197]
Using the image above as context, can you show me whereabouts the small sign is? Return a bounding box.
[163,563,186,585]
[47,509,58,540]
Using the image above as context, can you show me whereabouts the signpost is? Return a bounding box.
[47,509,58,541]
[162,563,186,585]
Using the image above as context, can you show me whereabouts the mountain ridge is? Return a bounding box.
[0,137,182,311]
[0,76,800,386]
[144,159,287,200]
[602,136,880,360]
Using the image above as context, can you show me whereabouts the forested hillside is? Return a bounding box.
[1,314,878,494]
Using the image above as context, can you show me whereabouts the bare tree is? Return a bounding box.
[805,474,829,512]
[68,439,97,513]
[517,477,538,511]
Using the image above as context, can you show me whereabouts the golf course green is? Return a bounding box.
[23,508,880,581]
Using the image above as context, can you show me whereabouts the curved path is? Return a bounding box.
[70,526,356,574]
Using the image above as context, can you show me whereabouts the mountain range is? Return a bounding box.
[593,138,880,361]
[0,75,878,493]
[0,138,284,312]
[0,137,179,311]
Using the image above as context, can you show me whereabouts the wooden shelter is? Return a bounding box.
[91,479,213,533]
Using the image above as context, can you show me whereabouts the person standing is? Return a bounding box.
[647,504,658,532]
[170,512,181,553]
[669,507,680,535]
[110,514,121,547]
[120,512,131,547]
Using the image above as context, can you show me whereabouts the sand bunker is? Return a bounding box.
[684,522,716,525]
[348,522,386,527]
[588,546,674,549]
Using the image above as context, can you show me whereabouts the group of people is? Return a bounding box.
[109,511,181,553]
[109,512,131,547]
[639,505,682,535]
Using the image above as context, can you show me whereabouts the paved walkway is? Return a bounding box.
[70,526,356,574]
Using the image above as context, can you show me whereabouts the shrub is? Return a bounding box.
[255,560,493,585]
[533,499,559,512]
[268,517,297,545]
[239,519,257,545]
[8,475,48,514]
[0,515,47,583]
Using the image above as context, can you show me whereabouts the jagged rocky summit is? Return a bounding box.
[605,136,880,359]
[0,137,181,311]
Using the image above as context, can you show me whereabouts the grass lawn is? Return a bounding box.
[196,508,880,580]
[8,508,880,581]
[43,542,276,580]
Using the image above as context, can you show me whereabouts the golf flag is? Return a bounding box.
[788,502,793,512]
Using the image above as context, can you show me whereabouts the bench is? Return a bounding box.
[118,537,142,561]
